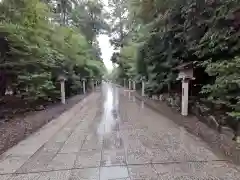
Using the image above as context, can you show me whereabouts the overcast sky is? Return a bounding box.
[97,34,114,72]
[97,0,114,72]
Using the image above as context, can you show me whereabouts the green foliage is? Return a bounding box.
[109,0,240,120]
[202,56,240,119]
[0,0,106,102]
[71,0,109,44]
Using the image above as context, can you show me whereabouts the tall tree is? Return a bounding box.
[0,0,106,102]
[71,0,109,44]
[108,0,128,49]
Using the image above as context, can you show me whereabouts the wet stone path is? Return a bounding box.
[0,83,240,180]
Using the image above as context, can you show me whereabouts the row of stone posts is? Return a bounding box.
[58,75,100,105]
[123,77,145,97]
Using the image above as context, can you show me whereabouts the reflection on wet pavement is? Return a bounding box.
[0,82,240,180]
[98,83,120,135]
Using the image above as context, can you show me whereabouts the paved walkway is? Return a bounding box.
[0,83,239,180]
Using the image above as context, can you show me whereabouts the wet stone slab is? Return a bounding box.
[17,151,55,173]
[0,155,30,174]
[128,164,159,180]
[9,173,41,180]
[101,149,126,166]
[81,135,103,151]
[102,134,124,151]
[125,141,153,164]
[1,84,240,180]
[100,166,129,180]
[154,161,240,180]
[42,141,64,153]
[2,143,42,157]
[58,132,86,154]
[46,153,77,171]
[70,168,100,180]
[74,150,101,168]
[16,139,66,173]
[38,170,71,180]
[0,175,12,180]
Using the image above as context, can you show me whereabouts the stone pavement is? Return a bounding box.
[0,83,240,180]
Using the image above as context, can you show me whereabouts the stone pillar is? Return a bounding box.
[181,79,189,116]
[60,80,66,104]
[133,80,136,91]
[91,79,94,91]
[123,79,126,88]
[141,80,145,96]
[128,79,132,90]
[82,80,86,94]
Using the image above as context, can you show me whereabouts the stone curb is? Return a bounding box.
[0,92,92,155]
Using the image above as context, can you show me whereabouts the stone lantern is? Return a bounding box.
[175,62,195,116]
[58,74,67,104]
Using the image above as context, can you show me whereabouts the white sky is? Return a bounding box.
[97,0,114,72]
[97,34,114,72]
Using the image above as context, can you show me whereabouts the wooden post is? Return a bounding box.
[181,79,189,116]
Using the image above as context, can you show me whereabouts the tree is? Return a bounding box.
[0,0,106,102]
[71,0,109,44]
[108,0,129,48]
[108,0,240,134]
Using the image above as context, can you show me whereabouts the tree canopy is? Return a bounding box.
[108,0,240,122]
[0,0,107,102]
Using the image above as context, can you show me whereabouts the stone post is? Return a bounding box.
[128,79,132,90]
[123,78,126,88]
[58,75,67,105]
[82,79,86,94]
[60,80,66,104]
[181,79,189,116]
[133,80,136,91]
[141,80,145,96]
[91,79,94,91]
